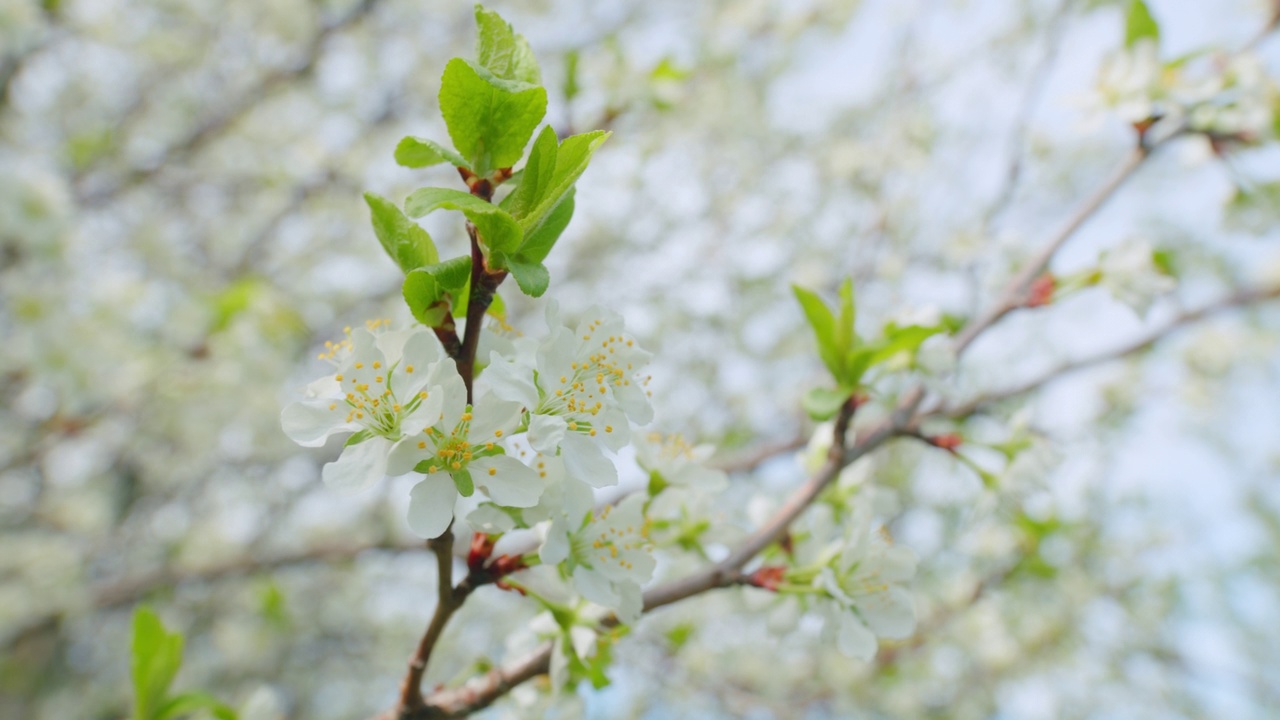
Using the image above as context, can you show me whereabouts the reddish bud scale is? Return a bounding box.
[1025,273,1056,308]
[749,566,787,592]
[931,433,963,452]
[467,533,496,574]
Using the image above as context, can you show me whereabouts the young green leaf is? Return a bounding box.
[508,128,609,242]
[439,58,547,176]
[403,256,473,327]
[157,692,238,720]
[833,278,856,366]
[131,607,185,720]
[802,387,850,421]
[404,187,522,254]
[1124,0,1159,49]
[474,4,541,85]
[365,192,439,273]
[792,285,842,381]
[394,136,469,170]
[866,323,946,367]
[516,188,574,264]
[504,256,550,297]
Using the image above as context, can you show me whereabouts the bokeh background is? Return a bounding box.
[3,0,1280,717]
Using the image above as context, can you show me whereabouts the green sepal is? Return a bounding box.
[403,256,473,327]
[452,469,475,497]
[365,192,439,273]
[474,4,541,85]
[438,57,547,176]
[345,429,374,447]
[404,186,522,254]
[394,136,469,170]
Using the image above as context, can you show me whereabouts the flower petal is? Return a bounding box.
[561,432,617,488]
[527,413,568,455]
[540,516,570,565]
[572,566,620,608]
[321,435,391,493]
[484,352,539,408]
[387,434,433,476]
[473,455,543,508]
[406,473,458,538]
[281,400,354,448]
[835,612,878,661]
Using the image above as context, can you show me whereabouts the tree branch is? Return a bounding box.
[942,284,1280,419]
[953,141,1159,356]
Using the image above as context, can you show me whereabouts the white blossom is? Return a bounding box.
[1099,238,1175,317]
[636,432,728,518]
[487,303,653,489]
[540,494,655,623]
[280,323,447,492]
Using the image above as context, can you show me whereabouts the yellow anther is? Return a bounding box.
[375,376,383,383]
[427,466,438,474]
[605,425,613,433]
[485,442,494,451]
[568,421,578,431]
[329,403,336,410]
[355,362,364,369]
[418,441,427,449]
[590,429,597,437]
[335,374,344,381]
[487,467,496,476]
[461,412,473,422]
[406,365,414,373]
[418,391,428,399]
[393,404,401,412]
[463,452,472,461]
[494,429,503,437]
[356,412,364,419]
[451,461,461,470]
[373,361,382,369]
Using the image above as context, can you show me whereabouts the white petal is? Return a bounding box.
[387,435,433,476]
[540,516,570,565]
[572,566,620,609]
[483,353,539,407]
[466,503,516,533]
[858,586,917,639]
[561,432,617,488]
[527,413,568,455]
[399,388,444,437]
[549,639,569,690]
[473,455,543,508]
[613,580,644,624]
[470,394,523,438]
[321,436,392,492]
[596,408,630,452]
[438,372,468,428]
[612,381,653,425]
[406,474,458,538]
[281,400,353,447]
[569,626,597,659]
[835,613,878,661]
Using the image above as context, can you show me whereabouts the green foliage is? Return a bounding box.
[1224,182,1280,235]
[365,192,439,273]
[402,256,473,327]
[474,4,541,85]
[439,58,547,176]
[394,136,468,170]
[131,607,236,720]
[1124,0,1159,48]
[404,187,522,254]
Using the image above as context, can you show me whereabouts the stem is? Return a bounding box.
[397,528,456,713]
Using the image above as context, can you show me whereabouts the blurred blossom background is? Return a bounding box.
[3,0,1280,718]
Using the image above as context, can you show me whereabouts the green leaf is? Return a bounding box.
[563,49,581,102]
[509,127,609,243]
[802,387,850,421]
[403,187,522,254]
[792,285,842,381]
[517,188,574,264]
[394,136,468,170]
[505,256,550,297]
[157,692,238,720]
[834,278,856,364]
[439,58,547,176]
[1124,0,1159,49]
[866,323,946,367]
[131,607,184,720]
[474,4,541,85]
[452,468,475,497]
[365,192,439,273]
[403,256,473,327]
[209,277,260,333]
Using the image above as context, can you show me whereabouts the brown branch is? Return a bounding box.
[397,529,456,713]
[398,389,929,718]
[953,141,1159,356]
[714,436,807,474]
[941,284,1280,419]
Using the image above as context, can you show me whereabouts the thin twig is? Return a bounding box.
[941,284,1280,419]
